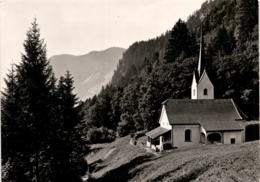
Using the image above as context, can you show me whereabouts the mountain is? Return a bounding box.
[111,34,170,86]
[49,47,125,100]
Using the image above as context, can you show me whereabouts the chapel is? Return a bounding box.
[146,29,245,151]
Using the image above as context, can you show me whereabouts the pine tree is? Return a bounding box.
[138,72,161,130]
[2,19,77,182]
[117,83,141,136]
[1,65,31,182]
[164,19,197,62]
[2,64,19,162]
[111,86,123,129]
[15,19,56,181]
[54,71,88,181]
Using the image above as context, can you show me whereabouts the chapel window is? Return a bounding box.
[203,88,208,95]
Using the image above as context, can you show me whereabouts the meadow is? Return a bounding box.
[86,136,259,182]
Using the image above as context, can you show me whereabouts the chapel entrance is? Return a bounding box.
[207,133,222,144]
[146,127,171,151]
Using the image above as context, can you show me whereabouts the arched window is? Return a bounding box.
[185,129,191,142]
[203,88,208,95]
[193,89,195,96]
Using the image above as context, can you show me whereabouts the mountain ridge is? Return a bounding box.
[51,47,125,58]
[49,47,125,100]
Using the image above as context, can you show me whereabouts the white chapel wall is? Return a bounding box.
[197,72,214,99]
[159,105,172,130]
[223,131,242,144]
[191,75,198,99]
[172,125,200,147]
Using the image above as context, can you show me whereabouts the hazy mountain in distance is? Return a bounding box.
[49,47,125,100]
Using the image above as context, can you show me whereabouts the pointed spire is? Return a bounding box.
[197,25,205,77]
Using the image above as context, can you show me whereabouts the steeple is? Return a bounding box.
[191,24,214,100]
[197,25,205,77]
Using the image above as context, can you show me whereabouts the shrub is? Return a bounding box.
[87,127,116,143]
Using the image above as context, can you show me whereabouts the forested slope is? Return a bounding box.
[81,0,259,143]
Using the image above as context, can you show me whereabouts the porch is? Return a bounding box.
[200,130,224,144]
[146,127,171,151]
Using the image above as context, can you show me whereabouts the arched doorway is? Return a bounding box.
[207,133,222,144]
[245,124,259,142]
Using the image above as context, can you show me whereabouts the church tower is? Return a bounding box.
[191,27,214,100]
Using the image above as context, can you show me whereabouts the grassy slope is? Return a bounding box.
[86,136,259,182]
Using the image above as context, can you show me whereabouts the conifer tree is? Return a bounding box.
[1,65,19,162]
[1,65,30,182]
[54,71,88,181]
[117,82,141,136]
[17,18,56,181]
[164,19,197,62]
[138,72,161,130]
[2,19,89,182]
[1,19,56,181]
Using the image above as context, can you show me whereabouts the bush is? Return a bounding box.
[117,120,131,137]
[87,127,116,143]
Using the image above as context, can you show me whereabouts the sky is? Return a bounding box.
[1,0,205,86]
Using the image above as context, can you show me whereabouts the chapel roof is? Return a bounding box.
[162,99,244,131]
[146,127,171,139]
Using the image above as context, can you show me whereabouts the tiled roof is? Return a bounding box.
[163,99,244,131]
[199,120,243,131]
[146,127,171,139]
